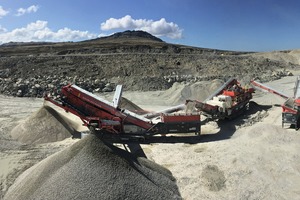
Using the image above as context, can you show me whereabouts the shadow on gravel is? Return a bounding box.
[196,101,272,143]
[117,101,273,145]
[44,106,82,136]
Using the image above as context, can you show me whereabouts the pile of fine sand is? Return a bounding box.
[10,106,76,144]
[160,80,224,105]
[251,50,300,65]
[118,80,225,109]
[120,97,148,114]
[4,134,181,200]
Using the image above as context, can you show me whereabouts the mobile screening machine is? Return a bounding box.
[251,77,300,129]
[44,84,201,140]
[188,78,255,120]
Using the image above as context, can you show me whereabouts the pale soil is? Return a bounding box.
[1,74,300,199]
[251,50,300,65]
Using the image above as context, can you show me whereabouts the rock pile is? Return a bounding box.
[0,75,116,97]
[163,69,293,85]
[0,68,293,98]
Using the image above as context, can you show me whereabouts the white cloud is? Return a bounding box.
[101,15,183,39]
[0,20,97,44]
[0,6,9,18]
[0,25,7,33]
[98,33,111,38]
[16,5,39,16]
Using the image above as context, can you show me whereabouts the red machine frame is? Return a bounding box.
[45,84,201,140]
[251,78,300,129]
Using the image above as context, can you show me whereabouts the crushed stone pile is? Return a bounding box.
[120,97,147,114]
[162,80,224,105]
[10,105,76,144]
[4,134,182,200]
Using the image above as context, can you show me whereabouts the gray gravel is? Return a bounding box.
[4,134,182,200]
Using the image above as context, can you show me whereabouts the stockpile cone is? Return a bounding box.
[4,134,182,200]
[10,105,76,144]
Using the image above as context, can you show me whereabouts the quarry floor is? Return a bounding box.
[1,75,300,199]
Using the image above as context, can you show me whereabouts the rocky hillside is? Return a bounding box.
[0,30,297,97]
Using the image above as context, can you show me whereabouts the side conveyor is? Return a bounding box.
[250,80,289,100]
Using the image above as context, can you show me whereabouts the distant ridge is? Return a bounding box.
[0,30,297,98]
[1,30,164,46]
[97,30,164,42]
[1,41,55,47]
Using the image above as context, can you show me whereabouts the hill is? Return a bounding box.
[0,30,298,97]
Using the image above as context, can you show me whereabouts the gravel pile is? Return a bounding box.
[10,105,75,144]
[120,97,147,114]
[4,134,182,200]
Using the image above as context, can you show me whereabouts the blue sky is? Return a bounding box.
[0,0,299,52]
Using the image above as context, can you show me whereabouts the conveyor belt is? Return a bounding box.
[294,76,300,99]
[204,78,235,102]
